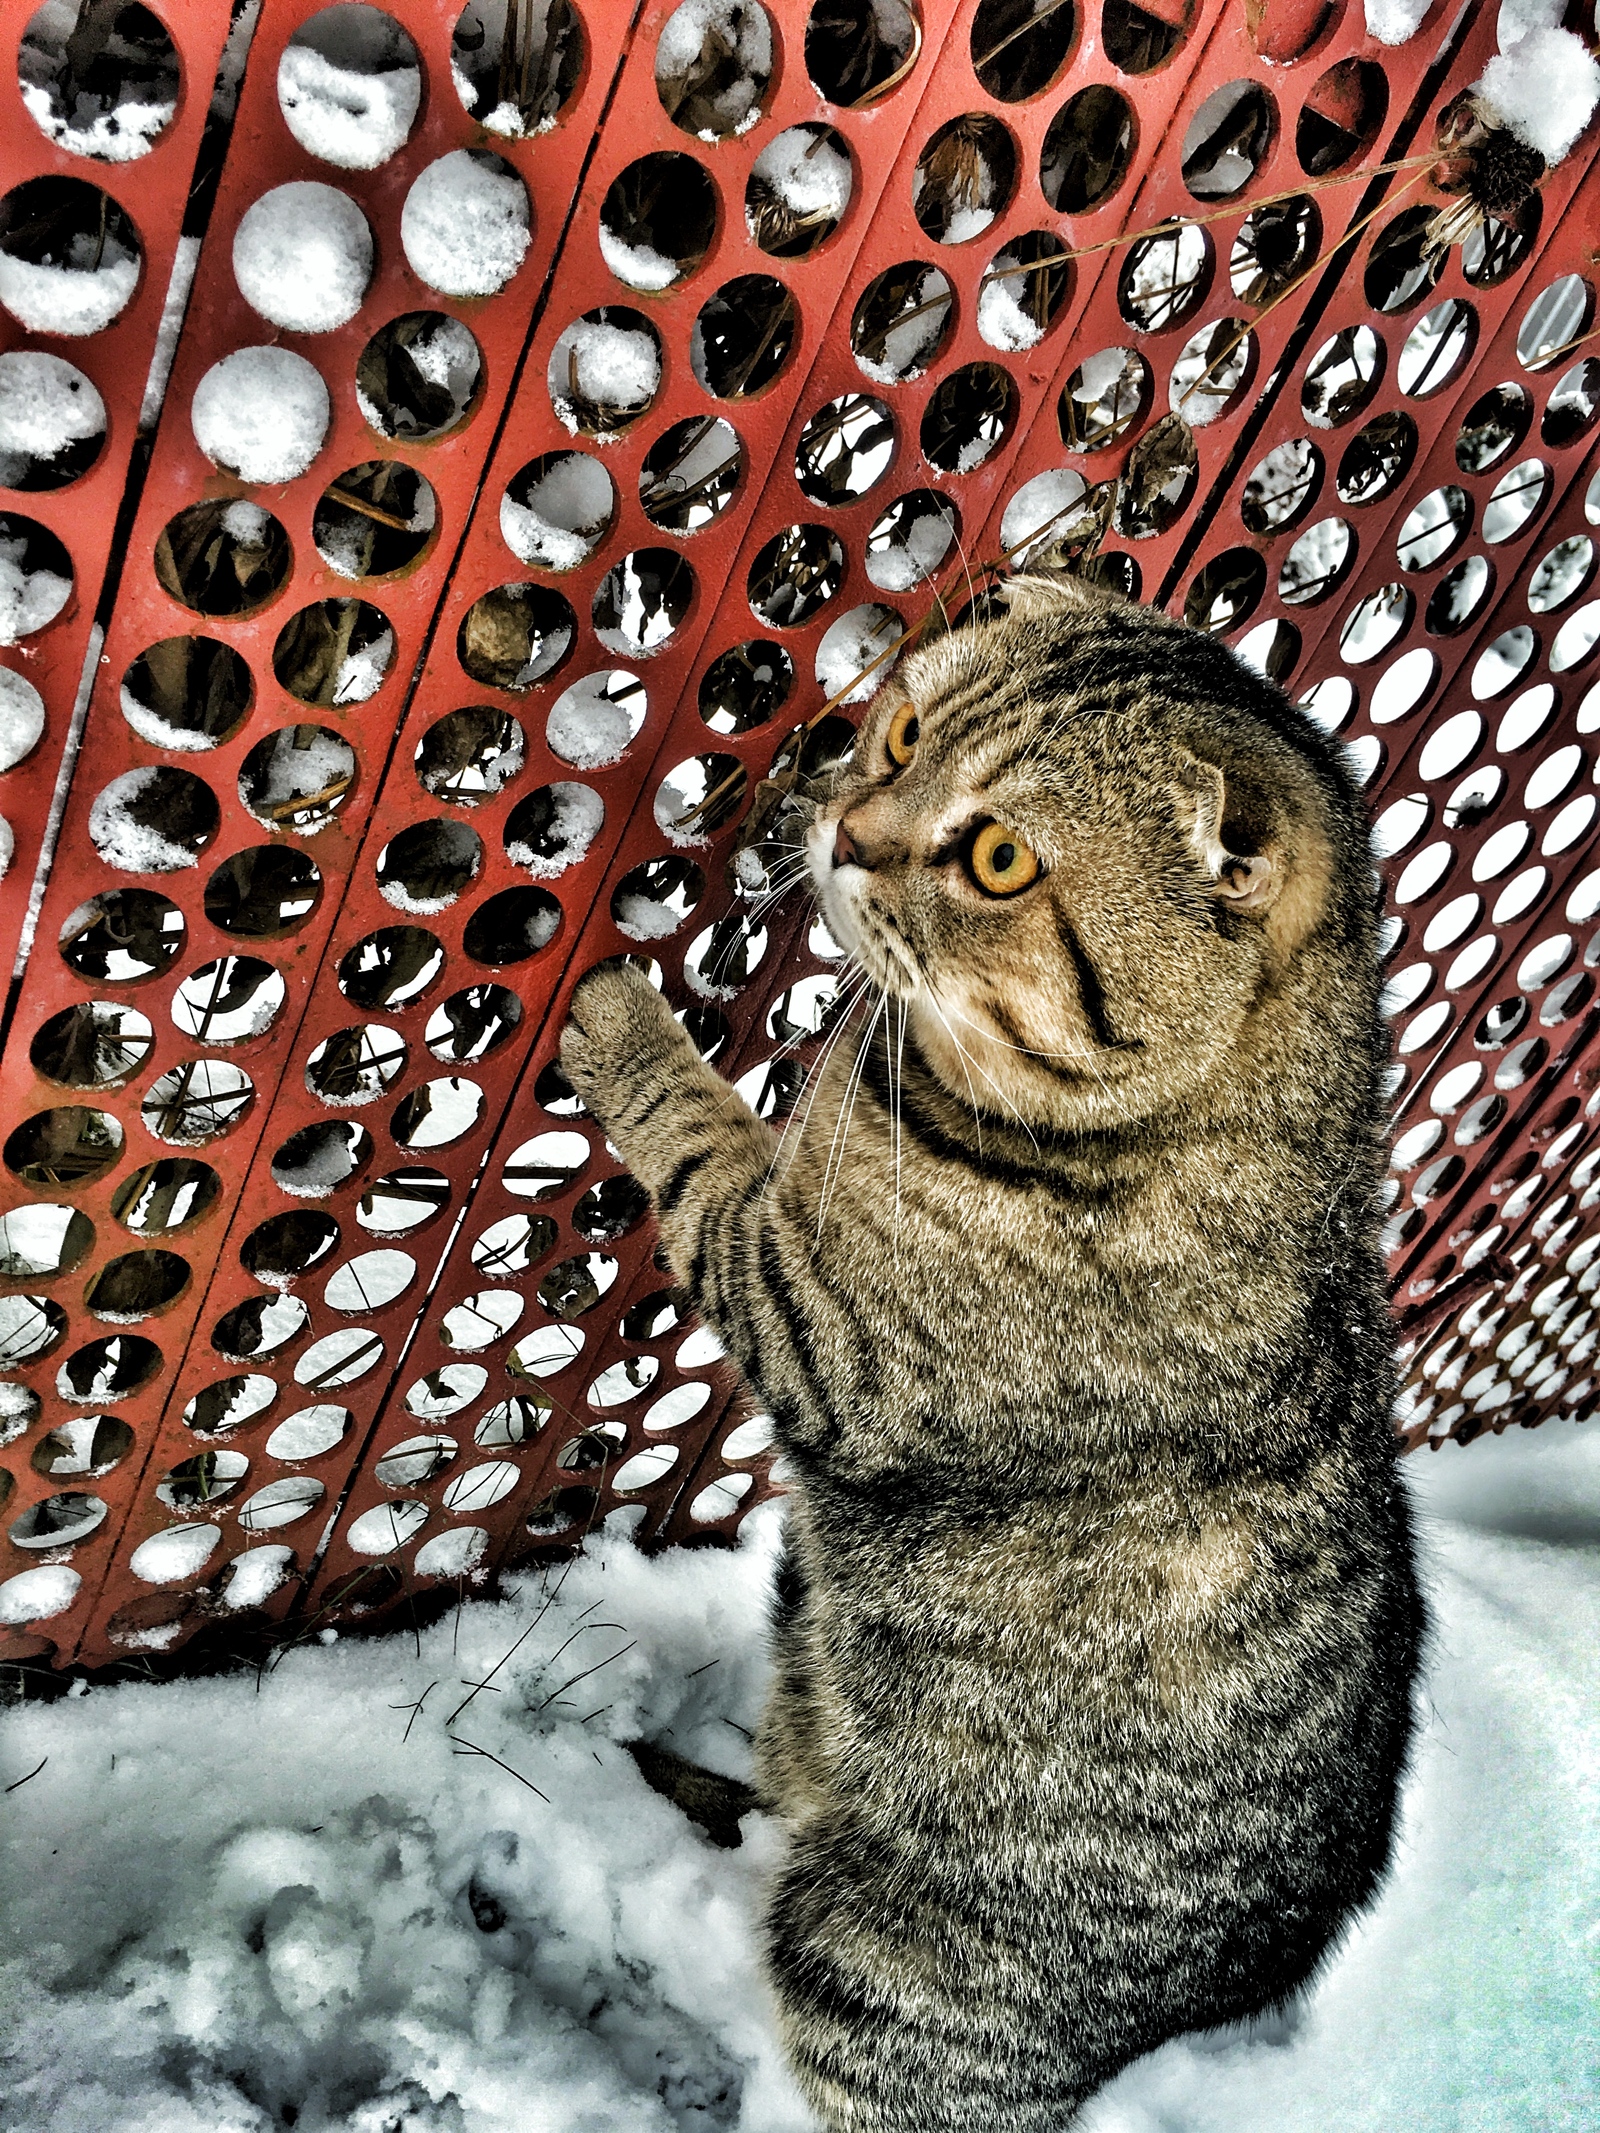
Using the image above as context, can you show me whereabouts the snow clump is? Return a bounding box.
[505,781,605,875]
[1363,0,1432,42]
[1000,468,1088,564]
[546,669,647,768]
[548,316,662,436]
[978,251,1048,352]
[0,353,105,487]
[0,525,71,645]
[815,603,903,704]
[88,768,205,873]
[278,7,421,169]
[17,0,177,160]
[0,209,139,337]
[747,125,852,235]
[233,182,374,334]
[500,453,615,569]
[192,348,332,484]
[0,668,46,772]
[656,0,773,137]
[1474,27,1600,165]
[401,151,531,299]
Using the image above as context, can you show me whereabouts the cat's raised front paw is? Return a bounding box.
[560,960,680,1116]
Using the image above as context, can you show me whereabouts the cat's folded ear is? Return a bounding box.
[997,570,1110,623]
[1172,752,1286,918]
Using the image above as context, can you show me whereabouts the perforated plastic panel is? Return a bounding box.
[1,0,1597,1669]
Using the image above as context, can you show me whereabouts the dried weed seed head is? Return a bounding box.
[1426,90,1546,256]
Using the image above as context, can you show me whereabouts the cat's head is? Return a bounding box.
[807,573,1375,1130]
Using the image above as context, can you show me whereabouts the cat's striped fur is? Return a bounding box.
[560,576,1422,2131]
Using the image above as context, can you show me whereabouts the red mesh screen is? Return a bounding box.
[0,0,1596,1668]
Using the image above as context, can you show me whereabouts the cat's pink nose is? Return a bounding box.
[832,821,859,870]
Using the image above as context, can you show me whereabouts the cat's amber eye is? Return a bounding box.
[969,821,1040,896]
[885,702,920,768]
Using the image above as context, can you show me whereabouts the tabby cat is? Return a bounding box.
[560,574,1423,2131]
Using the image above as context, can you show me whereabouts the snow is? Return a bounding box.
[0,526,71,646]
[748,127,851,226]
[501,454,615,569]
[601,229,681,294]
[547,670,648,768]
[549,318,662,436]
[0,667,46,772]
[1497,0,1564,46]
[191,348,331,484]
[1364,0,1431,42]
[866,499,954,590]
[401,152,531,300]
[1000,468,1087,563]
[0,813,14,881]
[17,0,177,161]
[656,0,773,137]
[138,234,201,432]
[3,1436,1600,2127]
[854,265,949,385]
[278,14,421,171]
[88,768,201,874]
[0,352,104,486]
[506,782,605,876]
[1474,28,1600,164]
[233,182,374,335]
[977,250,1048,352]
[0,221,140,338]
[814,604,902,705]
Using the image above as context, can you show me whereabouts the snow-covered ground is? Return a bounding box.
[2,1426,1598,2132]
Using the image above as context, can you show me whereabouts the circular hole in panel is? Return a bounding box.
[279,7,420,169]
[1551,602,1600,676]
[1528,537,1596,615]
[449,0,583,135]
[182,1373,277,1437]
[600,153,717,294]
[1518,275,1592,372]
[9,1491,107,1550]
[1492,869,1547,926]
[912,114,1017,244]
[1397,299,1475,398]
[866,490,957,589]
[621,1288,683,1342]
[357,312,482,440]
[1443,764,1502,829]
[108,1160,219,1245]
[1296,57,1386,175]
[592,549,695,657]
[404,1365,486,1422]
[441,1459,518,1513]
[1396,486,1470,572]
[1184,550,1264,634]
[389,1077,485,1152]
[815,604,904,703]
[1543,359,1600,451]
[475,1395,549,1448]
[496,453,613,576]
[1463,204,1539,288]
[1040,82,1133,210]
[613,1445,679,1494]
[698,640,793,735]
[1339,580,1416,661]
[1278,517,1353,605]
[851,261,952,385]
[1101,0,1185,73]
[414,707,525,807]
[971,0,1075,99]
[746,125,852,258]
[979,232,1072,352]
[1233,619,1300,684]
[612,856,704,942]
[204,848,322,939]
[19,1,180,161]
[57,1332,160,1402]
[0,175,141,336]
[120,637,252,755]
[30,1413,132,1479]
[294,1327,384,1389]
[1181,81,1272,199]
[0,1296,68,1370]
[0,352,105,490]
[503,1128,589,1200]
[1427,554,1493,636]
[748,524,845,627]
[1344,734,1382,788]
[1472,626,1538,698]
[356,1167,450,1237]
[170,957,285,1045]
[1240,438,1320,533]
[462,887,563,965]
[1334,411,1417,507]
[303,1023,406,1105]
[1370,648,1437,725]
[1300,325,1382,428]
[0,668,44,778]
[537,1252,617,1319]
[589,1356,659,1409]
[4,1105,123,1186]
[657,0,772,138]
[376,820,483,913]
[1364,207,1442,316]
[573,1174,651,1243]
[1541,969,1593,1021]
[548,308,662,440]
[234,181,373,333]
[1168,319,1253,426]
[795,393,894,504]
[84,1248,188,1322]
[88,768,217,875]
[324,1248,414,1314]
[921,363,1016,471]
[689,1472,753,1523]
[313,461,436,580]
[1517,932,1574,991]
[1525,745,1583,810]
[211,1292,308,1363]
[654,755,746,844]
[1118,223,1208,332]
[347,1499,426,1554]
[272,600,393,709]
[237,726,356,838]
[458,582,576,692]
[691,273,798,398]
[1482,458,1550,546]
[141,1061,254,1146]
[337,926,445,1013]
[684,910,769,999]
[557,1418,626,1470]
[30,1002,154,1088]
[425,983,523,1064]
[1471,821,1532,883]
[1058,347,1151,451]
[59,889,183,984]
[238,1477,324,1532]
[154,501,291,619]
[1229,196,1318,306]
[1445,934,1497,989]
[1000,468,1087,560]
[640,416,742,533]
[241,1210,341,1287]
[471,1213,556,1277]
[401,151,530,299]
[0,1203,94,1278]
[505,782,605,876]
[192,348,330,483]
[270,1119,374,1197]
[547,668,647,769]
[804,0,916,104]
[1455,382,1532,475]
[0,511,72,643]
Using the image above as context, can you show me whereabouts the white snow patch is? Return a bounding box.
[233,182,373,334]
[1364,0,1431,42]
[401,151,531,299]
[0,352,104,485]
[0,667,46,772]
[815,604,902,705]
[17,0,176,160]
[978,253,1047,352]
[506,781,605,876]
[748,126,851,227]
[501,454,614,570]
[547,670,648,768]
[278,20,420,171]
[1000,469,1087,563]
[548,317,662,436]
[0,529,71,646]
[0,229,139,338]
[88,767,202,874]
[656,0,772,137]
[865,503,954,591]
[600,230,681,293]
[1497,0,1564,45]
[137,234,200,433]
[0,815,14,883]
[1474,28,1600,164]
[0,1564,80,1624]
[192,347,331,484]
